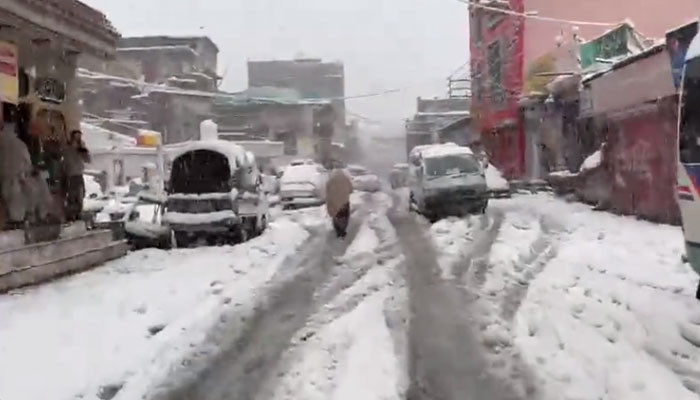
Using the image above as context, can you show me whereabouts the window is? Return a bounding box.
[472,11,482,48]
[680,57,700,163]
[424,155,481,177]
[486,12,504,29]
[487,41,505,104]
[473,63,483,103]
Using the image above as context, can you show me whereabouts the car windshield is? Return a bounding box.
[424,155,480,177]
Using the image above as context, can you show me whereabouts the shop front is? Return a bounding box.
[0,0,118,230]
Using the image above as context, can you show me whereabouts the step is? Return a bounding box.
[0,241,128,293]
[0,222,88,252]
[0,230,114,274]
[0,230,25,252]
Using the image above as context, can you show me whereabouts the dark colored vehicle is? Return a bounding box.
[165,141,268,248]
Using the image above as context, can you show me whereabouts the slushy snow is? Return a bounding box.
[267,207,407,400]
[430,193,700,400]
[0,216,310,400]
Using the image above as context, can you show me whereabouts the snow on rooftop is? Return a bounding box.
[118,45,198,54]
[415,110,471,117]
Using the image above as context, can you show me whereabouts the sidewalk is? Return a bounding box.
[0,216,310,400]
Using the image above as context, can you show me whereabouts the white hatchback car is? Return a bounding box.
[280,164,329,209]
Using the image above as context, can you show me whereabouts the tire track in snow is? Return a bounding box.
[391,210,522,400]
[151,203,373,400]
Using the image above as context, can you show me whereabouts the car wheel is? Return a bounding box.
[160,234,173,250]
[258,216,268,236]
[174,232,191,248]
[481,200,489,214]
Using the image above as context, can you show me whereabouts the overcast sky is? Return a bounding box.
[83,0,469,128]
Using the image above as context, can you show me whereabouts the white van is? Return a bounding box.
[409,144,489,220]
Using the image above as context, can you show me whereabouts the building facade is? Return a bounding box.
[469,0,698,178]
[0,0,118,228]
[78,36,220,144]
[247,58,346,143]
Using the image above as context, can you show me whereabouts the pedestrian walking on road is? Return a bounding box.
[62,130,90,222]
[326,168,353,238]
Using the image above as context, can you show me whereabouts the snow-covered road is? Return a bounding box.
[3,192,700,400]
[431,194,700,400]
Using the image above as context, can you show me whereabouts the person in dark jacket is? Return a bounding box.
[62,130,91,221]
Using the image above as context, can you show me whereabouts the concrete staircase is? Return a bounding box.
[0,224,128,293]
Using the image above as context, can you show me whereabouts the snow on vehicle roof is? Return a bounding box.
[420,145,474,159]
[281,164,323,184]
[169,140,247,173]
[409,143,458,159]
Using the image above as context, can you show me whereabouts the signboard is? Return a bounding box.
[0,41,18,104]
[666,21,698,88]
[580,25,630,69]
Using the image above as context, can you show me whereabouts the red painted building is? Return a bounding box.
[469,0,697,178]
[469,0,525,178]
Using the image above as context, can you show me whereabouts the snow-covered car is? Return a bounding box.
[347,164,369,177]
[345,164,381,192]
[164,141,269,247]
[289,158,317,167]
[352,174,382,192]
[124,191,172,250]
[390,163,410,189]
[409,144,489,219]
[280,164,329,209]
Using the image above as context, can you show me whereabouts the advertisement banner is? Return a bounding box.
[666,21,698,88]
[0,41,18,104]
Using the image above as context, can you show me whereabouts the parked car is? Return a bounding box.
[409,144,488,220]
[164,141,269,247]
[390,163,410,188]
[124,191,172,250]
[280,164,329,209]
[346,164,382,192]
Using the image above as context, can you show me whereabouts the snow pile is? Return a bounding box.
[580,149,602,172]
[486,163,509,191]
[508,195,700,400]
[450,194,700,400]
[0,216,310,400]
[266,209,408,400]
[426,194,700,399]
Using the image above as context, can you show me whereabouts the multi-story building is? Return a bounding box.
[247,58,346,142]
[405,97,471,156]
[469,0,697,178]
[78,36,220,144]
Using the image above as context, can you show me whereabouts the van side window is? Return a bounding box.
[681,58,700,164]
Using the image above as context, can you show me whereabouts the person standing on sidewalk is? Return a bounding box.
[62,130,90,222]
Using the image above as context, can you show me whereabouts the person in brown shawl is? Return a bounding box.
[325,168,353,238]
